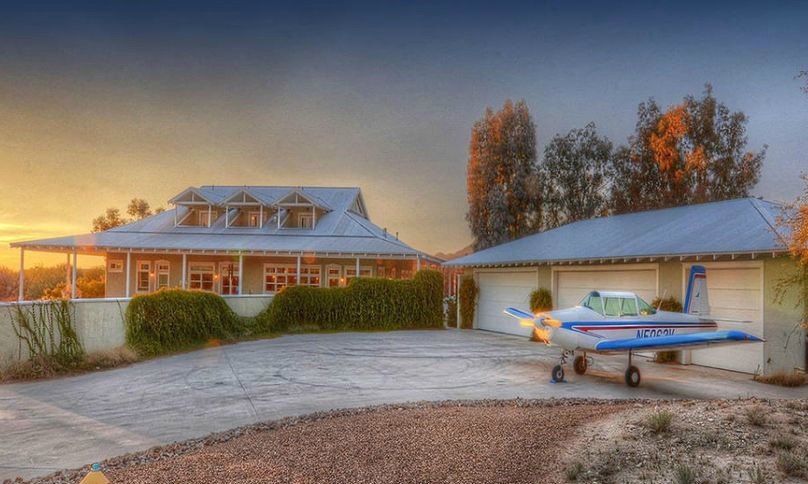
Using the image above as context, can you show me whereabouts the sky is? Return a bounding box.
[0,0,807,269]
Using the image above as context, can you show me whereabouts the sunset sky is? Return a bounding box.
[1,1,807,269]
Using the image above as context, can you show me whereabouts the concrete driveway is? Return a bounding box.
[1,329,805,481]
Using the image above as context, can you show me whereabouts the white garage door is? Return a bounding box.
[689,264,764,374]
[554,268,658,310]
[477,271,537,336]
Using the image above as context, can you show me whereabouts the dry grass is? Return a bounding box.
[0,346,138,383]
[746,406,768,427]
[647,409,674,434]
[754,371,808,387]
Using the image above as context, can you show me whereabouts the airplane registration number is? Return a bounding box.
[636,328,676,338]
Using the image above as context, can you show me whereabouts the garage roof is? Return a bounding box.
[445,198,789,267]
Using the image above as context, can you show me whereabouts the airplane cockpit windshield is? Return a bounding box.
[580,292,656,317]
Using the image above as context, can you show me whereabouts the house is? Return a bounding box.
[12,186,441,299]
[444,198,805,375]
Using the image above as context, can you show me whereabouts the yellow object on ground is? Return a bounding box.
[79,464,109,484]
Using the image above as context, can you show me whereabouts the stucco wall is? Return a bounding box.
[763,256,806,373]
[0,295,275,364]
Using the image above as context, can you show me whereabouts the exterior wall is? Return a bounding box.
[0,296,274,364]
[763,256,806,373]
[104,253,419,297]
[657,260,684,303]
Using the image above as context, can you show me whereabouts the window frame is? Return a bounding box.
[298,213,314,229]
[108,259,124,273]
[135,260,151,293]
[188,262,215,292]
[155,260,170,290]
[219,261,240,295]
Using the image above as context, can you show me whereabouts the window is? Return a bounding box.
[344,266,372,284]
[326,265,342,287]
[248,211,261,227]
[377,266,385,278]
[108,260,124,273]
[298,213,313,229]
[638,296,656,316]
[582,292,604,315]
[602,297,639,317]
[189,262,215,291]
[136,261,151,292]
[156,260,170,290]
[264,264,321,292]
[197,209,217,226]
[220,262,240,295]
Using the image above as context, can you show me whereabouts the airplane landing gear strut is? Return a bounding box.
[551,350,571,382]
[625,350,641,387]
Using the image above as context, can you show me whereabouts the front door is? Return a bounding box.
[219,261,240,295]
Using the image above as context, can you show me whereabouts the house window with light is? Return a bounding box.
[136,261,151,292]
[189,263,215,291]
[156,261,170,289]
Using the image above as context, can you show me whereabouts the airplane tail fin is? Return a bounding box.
[684,265,709,316]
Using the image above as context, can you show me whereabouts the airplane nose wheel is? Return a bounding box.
[552,365,565,382]
[573,355,588,375]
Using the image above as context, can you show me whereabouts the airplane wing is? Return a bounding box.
[593,330,764,353]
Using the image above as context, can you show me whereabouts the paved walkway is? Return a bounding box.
[1,330,805,481]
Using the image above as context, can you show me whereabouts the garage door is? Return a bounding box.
[554,268,657,310]
[689,264,763,374]
[477,271,537,336]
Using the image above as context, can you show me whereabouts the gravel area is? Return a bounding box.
[13,399,629,484]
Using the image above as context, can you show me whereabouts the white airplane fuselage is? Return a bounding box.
[539,306,718,354]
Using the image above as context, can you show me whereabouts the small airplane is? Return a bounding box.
[504,265,764,387]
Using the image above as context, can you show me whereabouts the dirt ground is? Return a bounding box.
[11,398,808,484]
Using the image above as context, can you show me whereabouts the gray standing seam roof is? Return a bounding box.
[11,186,434,259]
[444,198,789,267]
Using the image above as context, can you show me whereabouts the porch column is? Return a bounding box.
[125,252,131,297]
[238,254,244,294]
[259,205,263,228]
[416,255,421,272]
[311,205,316,227]
[71,249,77,300]
[18,249,24,302]
[355,257,360,278]
[296,255,301,286]
[181,253,187,289]
[207,204,212,227]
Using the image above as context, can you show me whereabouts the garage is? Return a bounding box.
[687,263,764,374]
[476,270,537,336]
[553,266,657,309]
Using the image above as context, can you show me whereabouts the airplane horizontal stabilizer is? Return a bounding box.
[593,330,764,353]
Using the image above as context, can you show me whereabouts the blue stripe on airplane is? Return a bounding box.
[594,330,764,351]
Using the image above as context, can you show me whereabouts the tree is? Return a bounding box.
[91,198,163,232]
[611,85,765,213]
[126,198,153,220]
[466,99,540,250]
[541,123,613,228]
[92,208,127,232]
[0,266,19,301]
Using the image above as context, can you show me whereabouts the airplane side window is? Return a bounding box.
[584,295,605,315]
[637,296,656,316]
[603,297,621,317]
[621,298,638,316]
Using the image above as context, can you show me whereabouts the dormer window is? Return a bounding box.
[248,211,261,227]
[298,213,313,229]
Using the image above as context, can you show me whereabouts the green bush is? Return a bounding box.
[125,289,242,356]
[459,277,478,329]
[256,270,444,333]
[446,298,458,328]
[651,296,683,312]
[530,288,553,312]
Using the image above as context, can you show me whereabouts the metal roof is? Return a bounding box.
[11,186,437,260]
[445,198,789,268]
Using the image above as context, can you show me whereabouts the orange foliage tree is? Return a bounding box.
[611,84,765,213]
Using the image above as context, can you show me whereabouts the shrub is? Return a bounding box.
[777,450,807,477]
[8,300,84,370]
[530,288,552,312]
[651,296,683,312]
[565,461,584,481]
[754,370,808,387]
[674,464,698,484]
[647,409,673,433]
[459,277,478,329]
[125,289,242,356]
[746,406,767,426]
[770,433,798,451]
[256,270,444,333]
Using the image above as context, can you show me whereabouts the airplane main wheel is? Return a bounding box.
[552,365,565,382]
[573,355,587,375]
[625,365,641,387]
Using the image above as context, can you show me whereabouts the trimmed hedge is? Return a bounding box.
[125,289,242,356]
[256,270,444,332]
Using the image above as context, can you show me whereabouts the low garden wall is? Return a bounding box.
[0,295,274,364]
